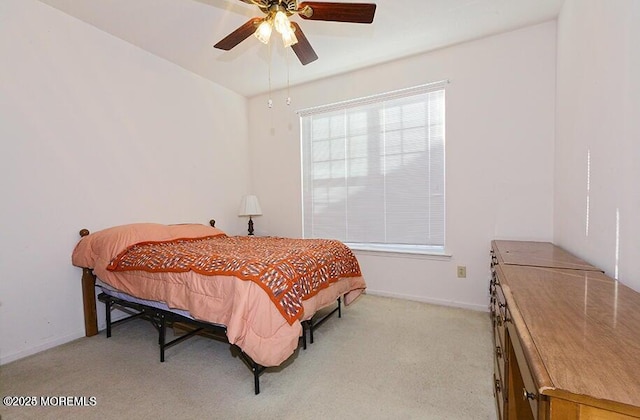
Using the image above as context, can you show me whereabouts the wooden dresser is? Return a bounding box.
[490,240,640,419]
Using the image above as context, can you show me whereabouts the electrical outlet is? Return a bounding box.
[457,266,467,278]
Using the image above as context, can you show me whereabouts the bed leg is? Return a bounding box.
[301,322,308,350]
[309,297,342,345]
[105,296,112,338]
[253,363,261,395]
[253,367,260,395]
[81,268,98,337]
[237,348,264,395]
[159,314,166,363]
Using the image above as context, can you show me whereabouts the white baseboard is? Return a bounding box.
[1,331,85,366]
[365,289,489,312]
[1,312,142,366]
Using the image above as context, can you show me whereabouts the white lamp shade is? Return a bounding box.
[254,20,272,44]
[281,27,298,48]
[238,195,262,216]
[273,11,289,34]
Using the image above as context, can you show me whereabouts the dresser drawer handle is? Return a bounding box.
[523,388,536,401]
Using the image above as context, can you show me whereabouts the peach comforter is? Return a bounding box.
[71,223,366,367]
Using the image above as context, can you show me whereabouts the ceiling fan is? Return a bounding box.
[214,1,377,65]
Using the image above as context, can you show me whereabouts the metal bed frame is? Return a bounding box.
[97,290,341,394]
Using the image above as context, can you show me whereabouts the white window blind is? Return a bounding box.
[300,81,446,253]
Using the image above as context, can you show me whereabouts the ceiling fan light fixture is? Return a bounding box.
[254,19,272,44]
[273,10,290,34]
[281,26,298,47]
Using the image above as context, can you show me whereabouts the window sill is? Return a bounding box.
[345,243,452,260]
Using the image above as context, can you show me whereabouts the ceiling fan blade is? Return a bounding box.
[290,22,318,65]
[298,2,376,24]
[214,17,262,50]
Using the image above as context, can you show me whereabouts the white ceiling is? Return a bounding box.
[37,0,565,97]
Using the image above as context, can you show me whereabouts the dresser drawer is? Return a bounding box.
[494,323,505,383]
[507,325,538,419]
[490,247,499,268]
[493,277,508,349]
[493,370,504,420]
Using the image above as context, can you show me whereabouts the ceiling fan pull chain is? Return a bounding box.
[286,50,291,106]
[268,41,273,108]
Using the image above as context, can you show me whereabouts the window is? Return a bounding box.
[300,81,446,254]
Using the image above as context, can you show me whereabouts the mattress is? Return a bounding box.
[96,278,195,320]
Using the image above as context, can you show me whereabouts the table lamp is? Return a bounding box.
[238,195,262,235]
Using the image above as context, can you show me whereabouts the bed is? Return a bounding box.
[72,220,366,394]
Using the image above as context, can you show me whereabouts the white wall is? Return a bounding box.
[555,0,640,291]
[247,22,557,310]
[0,0,251,364]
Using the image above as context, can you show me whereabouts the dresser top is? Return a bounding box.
[501,265,640,411]
[492,240,600,271]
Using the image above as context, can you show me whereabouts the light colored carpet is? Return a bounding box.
[0,294,497,420]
